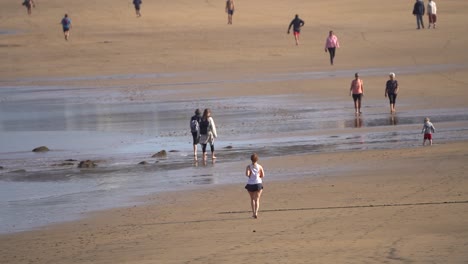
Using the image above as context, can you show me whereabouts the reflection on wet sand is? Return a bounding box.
[389,115,399,126]
[354,115,363,128]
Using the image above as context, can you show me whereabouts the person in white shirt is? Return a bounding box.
[245,153,265,219]
[427,0,437,29]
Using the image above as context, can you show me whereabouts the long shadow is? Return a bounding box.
[219,200,468,214]
[121,200,468,227]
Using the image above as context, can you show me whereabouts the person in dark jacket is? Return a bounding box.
[413,0,425,29]
[287,14,305,46]
[133,0,142,17]
[190,109,202,159]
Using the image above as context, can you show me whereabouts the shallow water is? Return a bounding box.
[1,66,468,234]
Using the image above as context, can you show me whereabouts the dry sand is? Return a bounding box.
[1,0,468,263]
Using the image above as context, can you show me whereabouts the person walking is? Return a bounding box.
[133,0,142,17]
[225,0,235,25]
[385,72,399,113]
[22,0,35,15]
[421,117,435,146]
[199,108,218,160]
[427,0,437,29]
[349,73,364,114]
[413,0,425,29]
[245,153,265,219]
[60,14,72,41]
[190,109,202,160]
[287,14,305,46]
[324,30,340,65]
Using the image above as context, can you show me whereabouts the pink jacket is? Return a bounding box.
[325,35,340,49]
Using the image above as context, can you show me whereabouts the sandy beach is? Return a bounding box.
[1,0,468,263]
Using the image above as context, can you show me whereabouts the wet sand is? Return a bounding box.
[1,0,468,262]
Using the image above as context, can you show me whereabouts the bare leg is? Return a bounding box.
[193,144,197,159]
[357,98,362,113]
[248,192,256,217]
[254,190,263,218]
[210,143,216,159]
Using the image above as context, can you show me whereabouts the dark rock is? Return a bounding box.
[224,145,233,149]
[138,161,149,165]
[53,162,75,167]
[168,150,179,153]
[11,169,26,173]
[65,159,77,162]
[32,146,50,152]
[152,150,167,158]
[78,160,97,168]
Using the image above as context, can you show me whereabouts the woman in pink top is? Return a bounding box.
[349,72,364,114]
[325,30,340,65]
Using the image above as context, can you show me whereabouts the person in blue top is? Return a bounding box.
[60,14,72,41]
[413,0,425,29]
[133,0,142,17]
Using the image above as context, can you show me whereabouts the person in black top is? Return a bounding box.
[23,0,35,15]
[385,73,399,114]
[190,109,202,159]
[287,14,305,46]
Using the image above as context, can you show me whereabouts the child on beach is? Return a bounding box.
[245,153,265,219]
[421,117,435,146]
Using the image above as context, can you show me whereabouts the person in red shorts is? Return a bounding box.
[421,117,436,146]
[287,14,305,46]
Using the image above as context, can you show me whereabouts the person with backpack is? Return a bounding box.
[199,108,218,160]
[60,14,72,41]
[190,109,202,159]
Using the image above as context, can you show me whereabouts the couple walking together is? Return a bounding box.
[190,108,217,160]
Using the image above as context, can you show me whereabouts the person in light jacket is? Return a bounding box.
[427,0,437,29]
[199,108,218,160]
[421,117,435,146]
[325,30,340,65]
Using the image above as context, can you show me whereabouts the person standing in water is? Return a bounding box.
[421,117,435,146]
[245,153,265,219]
[324,30,340,65]
[349,73,364,114]
[385,72,399,114]
[190,109,202,160]
[287,14,305,46]
[225,0,235,25]
[199,108,218,160]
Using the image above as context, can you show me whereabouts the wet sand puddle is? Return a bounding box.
[1,65,468,233]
